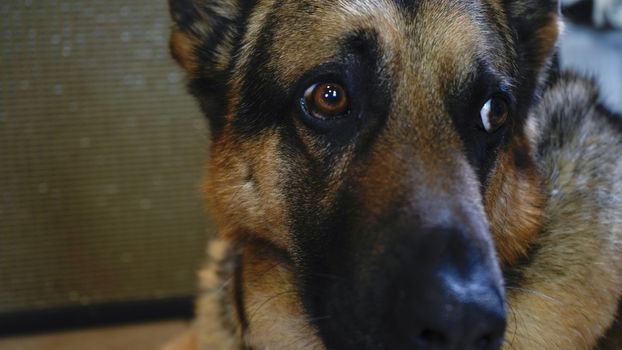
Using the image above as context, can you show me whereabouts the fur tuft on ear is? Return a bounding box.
[170,29,200,73]
[169,0,255,76]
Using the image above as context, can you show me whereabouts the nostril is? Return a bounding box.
[412,328,503,350]
[475,334,492,349]
[474,331,504,350]
[414,328,448,347]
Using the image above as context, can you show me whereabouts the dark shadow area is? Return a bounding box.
[0,297,194,337]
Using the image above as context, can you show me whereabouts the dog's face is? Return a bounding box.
[170,1,559,348]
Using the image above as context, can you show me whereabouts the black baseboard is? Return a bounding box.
[0,296,194,337]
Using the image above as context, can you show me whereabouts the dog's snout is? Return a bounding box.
[389,227,507,350]
[309,222,507,350]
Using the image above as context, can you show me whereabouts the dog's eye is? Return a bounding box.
[479,97,509,133]
[302,83,350,119]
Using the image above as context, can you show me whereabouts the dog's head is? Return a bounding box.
[170,1,559,349]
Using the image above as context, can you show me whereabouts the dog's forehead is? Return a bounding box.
[242,0,492,89]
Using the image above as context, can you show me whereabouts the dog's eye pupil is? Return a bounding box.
[303,83,349,119]
[480,97,509,133]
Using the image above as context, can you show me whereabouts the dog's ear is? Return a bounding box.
[503,0,561,85]
[169,0,250,75]
[169,0,254,129]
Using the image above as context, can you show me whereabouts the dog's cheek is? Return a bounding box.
[240,244,325,350]
[204,129,292,249]
[484,141,544,265]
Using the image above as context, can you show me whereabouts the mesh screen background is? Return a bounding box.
[0,0,212,314]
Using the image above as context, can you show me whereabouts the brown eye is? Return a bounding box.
[303,83,350,119]
[480,97,509,132]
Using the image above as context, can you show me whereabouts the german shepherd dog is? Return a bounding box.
[165,0,622,349]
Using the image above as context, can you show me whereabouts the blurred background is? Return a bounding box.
[561,0,622,112]
[0,0,621,349]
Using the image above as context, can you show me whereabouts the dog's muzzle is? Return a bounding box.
[306,223,506,350]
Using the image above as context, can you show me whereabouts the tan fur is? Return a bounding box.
[485,145,544,265]
[536,15,561,62]
[195,240,242,350]
[260,1,487,91]
[169,30,199,73]
[204,128,292,250]
[239,242,324,349]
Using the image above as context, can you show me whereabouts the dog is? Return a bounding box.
[164,0,622,349]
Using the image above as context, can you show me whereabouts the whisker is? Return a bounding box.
[506,286,563,304]
[247,290,299,323]
[503,303,519,350]
[308,272,346,282]
[307,315,332,323]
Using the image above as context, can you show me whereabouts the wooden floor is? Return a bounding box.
[0,320,188,350]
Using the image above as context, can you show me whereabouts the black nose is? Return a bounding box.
[409,298,505,350]
[389,227,506,350]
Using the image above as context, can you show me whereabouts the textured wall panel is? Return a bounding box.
[0,0,211,314]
